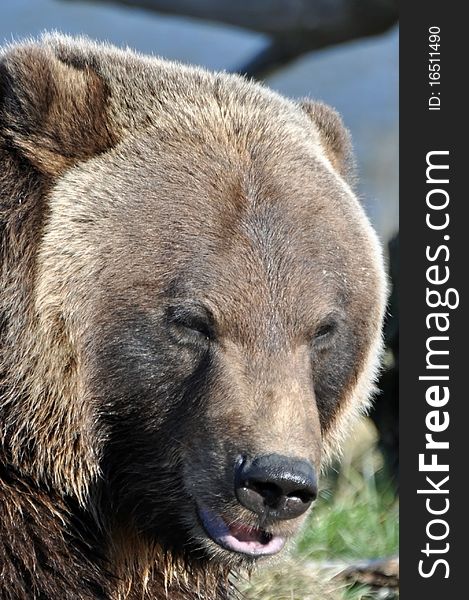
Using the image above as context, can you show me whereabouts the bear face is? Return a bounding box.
[0,34,387,595]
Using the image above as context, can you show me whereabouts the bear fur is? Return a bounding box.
[0,34,387,600]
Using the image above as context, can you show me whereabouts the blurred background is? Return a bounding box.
[1,1,399,598]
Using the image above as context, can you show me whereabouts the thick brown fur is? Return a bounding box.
[0,34,387,599]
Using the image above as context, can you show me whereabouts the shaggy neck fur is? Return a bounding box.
[0,468,234,600]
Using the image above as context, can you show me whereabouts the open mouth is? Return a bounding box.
[197,504,286,557]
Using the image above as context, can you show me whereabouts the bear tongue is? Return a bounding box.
[198,505,285,556]
[220,522,285,555]
[228,522,271,544]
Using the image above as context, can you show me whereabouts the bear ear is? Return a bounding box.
[299,100,356,186]
[0,42,118,177]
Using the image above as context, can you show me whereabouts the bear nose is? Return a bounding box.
[234,454,317,520]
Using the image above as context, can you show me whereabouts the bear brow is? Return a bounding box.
[165,300,214,325]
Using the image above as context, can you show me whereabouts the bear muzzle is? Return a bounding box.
[195,454,317,558]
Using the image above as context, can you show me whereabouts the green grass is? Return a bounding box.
[296,463,399,561]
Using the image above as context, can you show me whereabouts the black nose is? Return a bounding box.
[234,454,317,520]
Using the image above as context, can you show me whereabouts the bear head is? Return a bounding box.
[0,34,387,574]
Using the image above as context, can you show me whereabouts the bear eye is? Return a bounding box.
[174,315,212,340]
[167,305,214,343]
[312,319,338,346]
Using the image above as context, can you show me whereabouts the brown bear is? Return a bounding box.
[0,34,387,600]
